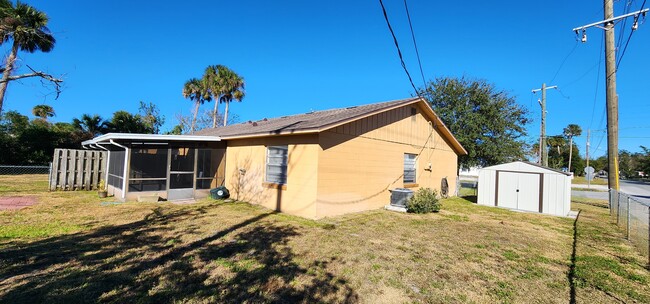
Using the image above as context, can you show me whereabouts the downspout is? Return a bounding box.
[109,139,129,200]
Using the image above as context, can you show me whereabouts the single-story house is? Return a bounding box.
[83,97,467,219]
[477,161,572,217]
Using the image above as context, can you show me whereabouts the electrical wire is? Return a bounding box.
[589,33,604,129]
[403,0,427,88]
[549,41,579,84]
[378,0,419,95]
[616,0,647,69]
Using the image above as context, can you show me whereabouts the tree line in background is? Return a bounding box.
[0,102,164,165]
[421,76,650,178]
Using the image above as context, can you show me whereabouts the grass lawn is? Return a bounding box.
[1,175,648,303]
[573,176,608,185]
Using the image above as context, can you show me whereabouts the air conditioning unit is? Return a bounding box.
[390,188,414,208]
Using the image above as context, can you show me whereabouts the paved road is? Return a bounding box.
[571,180,650,205]
[619,180,650,205]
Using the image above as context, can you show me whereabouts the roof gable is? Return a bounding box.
[481,161,571,176]
[193,97,467,155]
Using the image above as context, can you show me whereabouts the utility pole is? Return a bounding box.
[604,0,619,191]
[532,83,557,167]
[572,4,648,190]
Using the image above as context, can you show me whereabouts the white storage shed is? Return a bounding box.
[477,161,572,217]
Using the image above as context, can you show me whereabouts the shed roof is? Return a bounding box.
[481,161,572,176]
[194,97,467,155]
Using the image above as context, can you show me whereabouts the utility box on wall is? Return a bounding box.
[477,161,572,217]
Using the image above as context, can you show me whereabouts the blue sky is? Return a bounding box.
[3,0,649,158]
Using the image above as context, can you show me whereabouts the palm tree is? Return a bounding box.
[203,65,221,128]
[563,124,582,173]
[182,78,210,134]
[32,104,54,121]
[216,65,245,127]
[0,0,56,114]
[72,114,108,137]
[203,65,245,127]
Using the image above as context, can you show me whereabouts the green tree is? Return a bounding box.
[547,136,566,169]
[563,124,582,173]
[106,111,150,133]
[203,65,245,127]
[0,0,57,114]
[72,114,108,137]
[215,65,245,126]
[138,101,164,134]
[182,78,210,133]
[31,104,55,121]
[639,146,650,178]
[419,76,531,168]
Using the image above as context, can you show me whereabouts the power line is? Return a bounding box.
[616,0,647,69]
[549,41,579,84]
[378,0,419,95]
[403,0,427,88]
[589,33,604,129]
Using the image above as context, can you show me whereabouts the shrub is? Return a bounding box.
[407,188,440,214]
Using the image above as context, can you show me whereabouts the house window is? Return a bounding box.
[404,153,417,184]
[266,145,288,184]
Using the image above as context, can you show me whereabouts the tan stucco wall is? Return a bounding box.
[224,135,320,219]
[315,103,458,218]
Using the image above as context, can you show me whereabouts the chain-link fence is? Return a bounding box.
[0,164,51,175]
[609,189,650,265]
[457,177,478,203]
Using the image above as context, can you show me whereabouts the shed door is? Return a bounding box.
[497,172,519,209]
[497,171,541,212]
[517,173,541,212]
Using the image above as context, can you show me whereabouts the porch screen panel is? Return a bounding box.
[108,150,125,189]
[196,149,220,189]
[129,148,167,192]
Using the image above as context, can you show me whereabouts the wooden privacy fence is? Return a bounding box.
[49,149,107,191]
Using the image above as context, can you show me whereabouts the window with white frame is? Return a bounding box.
[266,145,288,184]
[404,153,417,184]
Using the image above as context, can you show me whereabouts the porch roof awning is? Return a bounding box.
[81,133,221,147]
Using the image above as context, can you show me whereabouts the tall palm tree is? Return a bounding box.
[182,78,210,134]
[215,65,245,127]
[0,0,56,114]
[203,65,245,127]
[563,124,582,173]
[72,114,107,137]
[32,104,54,121]
[203,65,221,128]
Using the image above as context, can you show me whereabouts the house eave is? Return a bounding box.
[82,133,221,146]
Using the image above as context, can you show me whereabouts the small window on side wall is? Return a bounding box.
[266,145,288,184]
[404,153,417,184]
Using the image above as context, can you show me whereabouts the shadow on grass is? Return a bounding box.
[461,195,477,204]
[0,204,358,303]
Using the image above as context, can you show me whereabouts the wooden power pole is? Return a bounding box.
[532,83,557,167]
[604,0,619,191]
[572,3,648,190]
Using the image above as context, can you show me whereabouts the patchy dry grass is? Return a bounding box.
[0,175,648,303]
[573,176,608,185]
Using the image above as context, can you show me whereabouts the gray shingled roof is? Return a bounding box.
[194,97,420,138]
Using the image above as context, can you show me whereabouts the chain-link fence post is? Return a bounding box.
[626,196,631,239]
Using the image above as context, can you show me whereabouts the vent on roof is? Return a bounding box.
[263,118,268,121]
[252,122,258,126]
[346,106,358,109]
